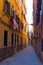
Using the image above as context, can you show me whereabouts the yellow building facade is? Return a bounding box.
[0,0,28,61]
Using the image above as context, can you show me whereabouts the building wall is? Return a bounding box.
[0,0,28,61]
[40,0,43,63]
[33,0,43,63]
[33,0,37,49]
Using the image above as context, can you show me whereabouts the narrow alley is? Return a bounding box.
[0,0,43,64]
[0,45,42,65]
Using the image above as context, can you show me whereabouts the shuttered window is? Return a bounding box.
[4,0,10,16]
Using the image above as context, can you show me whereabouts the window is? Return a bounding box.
[20,36,23,44]
[16,15,20,24]
[41,12,43,30]
[23,26,26,31]
[11,33,14,45]
[22,0,24,5]
[4,30,8,46]
[15,34,16,44]
[21,22,23,29]
[11,10,16,19]
[22,0,23,3]
[24,26,26,31]
[24,5,26,13]
[17,35,19,45]
[24,38,26,47]
[42,22,43,30]
[22,10,23,16]
[24,14,26,21]
[36,0,42,25]
[36,10,40,25]
[12,10,14,17]
[18,26,20,32]
[4,0,10,16]
[37,0,42,10]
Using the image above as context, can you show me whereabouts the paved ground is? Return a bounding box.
[0,45,43,65]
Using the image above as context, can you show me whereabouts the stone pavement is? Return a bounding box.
[0,45,43,65]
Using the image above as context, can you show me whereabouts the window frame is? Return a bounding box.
[3,0,10,16]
